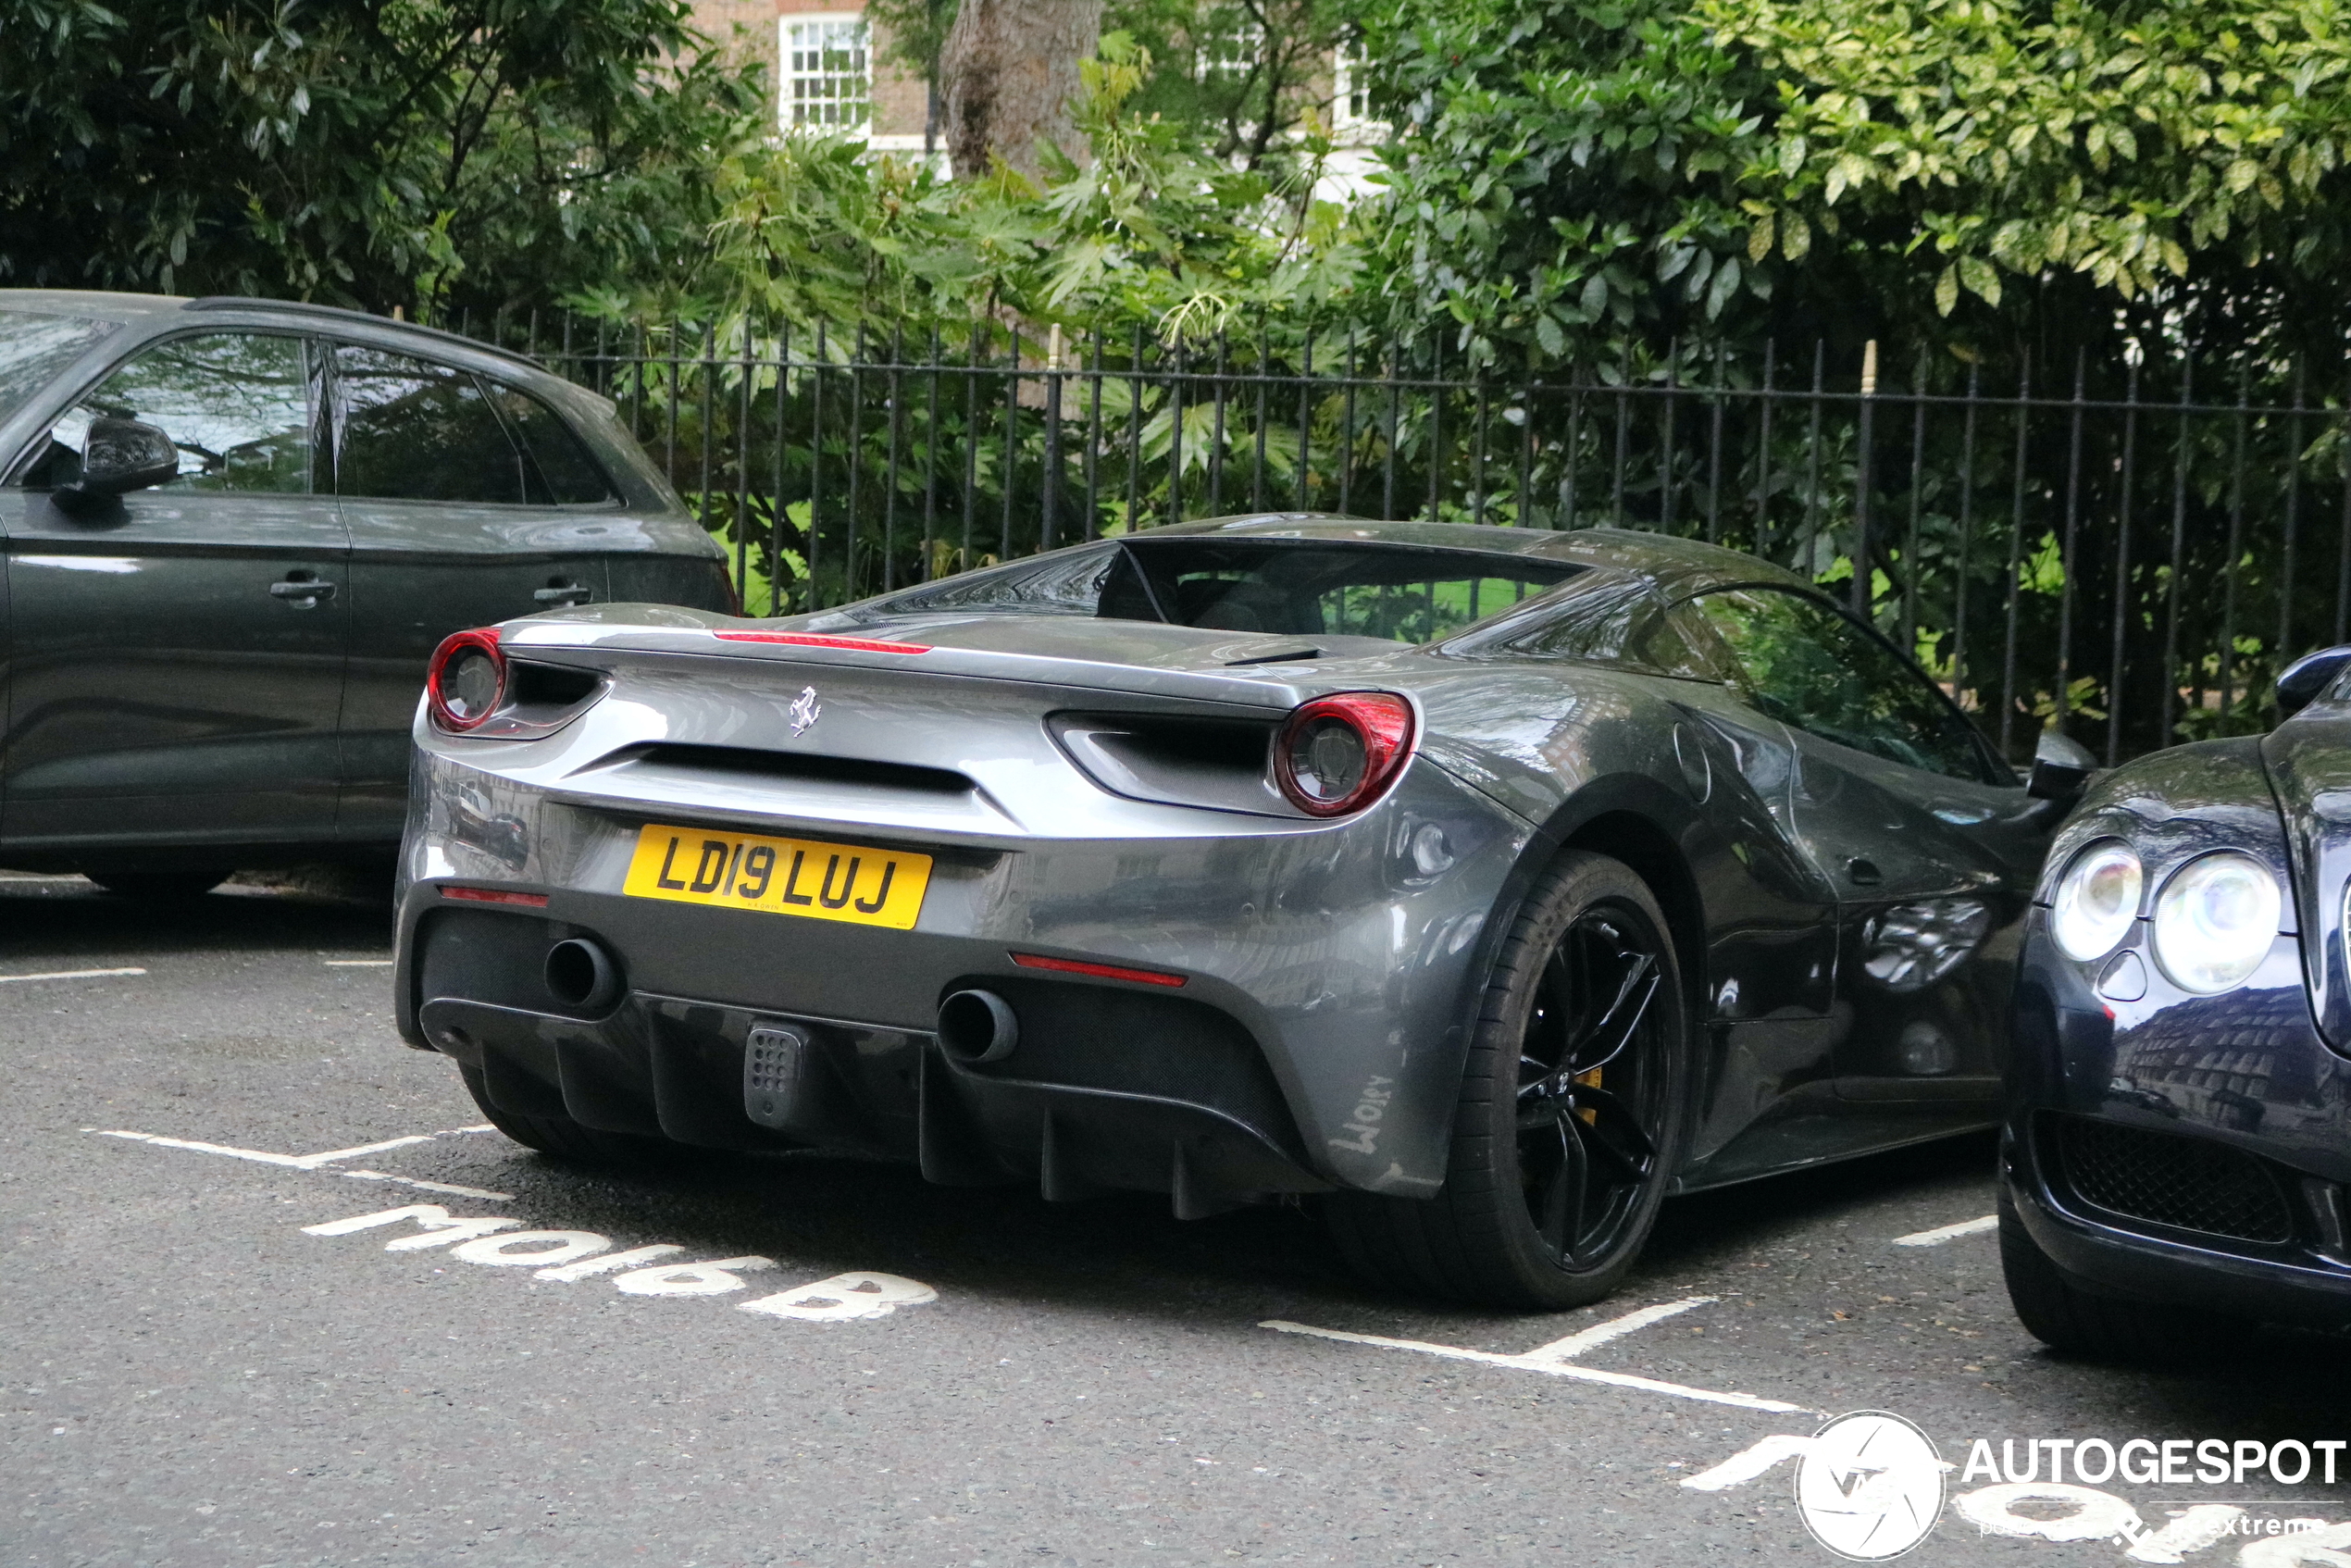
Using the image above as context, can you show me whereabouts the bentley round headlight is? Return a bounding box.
[2049,840,2143,962]
[2151,852,2282,994]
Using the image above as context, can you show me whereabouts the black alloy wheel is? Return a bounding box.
[1514,907,1669,1270]
[1327,850,1690,1310]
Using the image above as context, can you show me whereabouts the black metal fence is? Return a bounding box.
[466,312,2351,766]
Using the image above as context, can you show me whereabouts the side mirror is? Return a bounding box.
[56,417,179,505]
[2026,729,2098,802]
[2276,645,2351,719]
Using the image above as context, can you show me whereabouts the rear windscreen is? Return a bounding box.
[855,539,1579,645]
[1114,541,1578,642]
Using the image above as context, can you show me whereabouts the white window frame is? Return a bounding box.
[779,13,872,131]
[1194,7,1267,84]
[1332,41,1370,131]
[1329,39,1386,148]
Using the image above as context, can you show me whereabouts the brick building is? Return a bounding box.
[689,0,1377,176]
[690,0,939,156]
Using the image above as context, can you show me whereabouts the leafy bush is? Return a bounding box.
[1362,0,2351,371]
[585,35,1365,345]
[1,0,763,317]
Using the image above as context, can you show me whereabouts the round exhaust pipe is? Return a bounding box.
[938,989,1019,1064]
[544,937,623,1012]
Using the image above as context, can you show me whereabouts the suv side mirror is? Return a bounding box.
[56,417,179,505]
[2276,645,2351,719]
[2026,729,2098,802]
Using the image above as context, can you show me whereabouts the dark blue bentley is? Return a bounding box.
[2003,647,2351,1357]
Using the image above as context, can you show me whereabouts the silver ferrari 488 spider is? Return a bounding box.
[394,515,2084,1308]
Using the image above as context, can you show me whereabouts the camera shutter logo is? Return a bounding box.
[1795,1411,1947,1560]
[789,686,822,737]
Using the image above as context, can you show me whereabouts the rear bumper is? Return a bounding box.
[2004,912,2351,1329]
[394,741,1537,1201]
[408,901,1329,1213]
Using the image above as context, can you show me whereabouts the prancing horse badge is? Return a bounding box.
[789,685,822,737]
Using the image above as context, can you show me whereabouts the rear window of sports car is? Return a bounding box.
[852,539,1581,645]
[0,309,120,430]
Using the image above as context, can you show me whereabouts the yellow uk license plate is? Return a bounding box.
[621,824,931,930]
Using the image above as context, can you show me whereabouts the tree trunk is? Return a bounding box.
[940,0,1102,181]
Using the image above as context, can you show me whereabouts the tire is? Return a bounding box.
[88,869,230,900]
[1328,850,1691,1310]
[457,1064,704,1171]
[1998,1198,2243,1361]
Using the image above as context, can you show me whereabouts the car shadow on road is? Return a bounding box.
[432,1121,2020,1350]
[465,1139,1363,1315]
[0,872,393,959]
[1646,1130,2002,1268]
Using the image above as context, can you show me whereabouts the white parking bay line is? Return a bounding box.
[0,966,145,984]
[292,1134,439,1167]
[91,1127,514,1202]
[1518,1295,1716,1364]
[342,1169,515,1201]
[95,1129,311,1168]
[322,958,394,967]
[1892,1214,1998,1247]
[97,1129,441,1169]
[1260,1300,1807,1414]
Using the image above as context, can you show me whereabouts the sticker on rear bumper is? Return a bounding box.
[621,824,931,929]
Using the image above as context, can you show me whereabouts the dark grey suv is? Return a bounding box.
[0,291,732,895]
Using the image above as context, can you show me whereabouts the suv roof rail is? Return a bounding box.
[180,296,543,369]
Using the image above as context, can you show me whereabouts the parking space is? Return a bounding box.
[7,877,2351,1565]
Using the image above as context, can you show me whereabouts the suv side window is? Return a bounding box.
[1687,586,1995,780]
[483,381,615,504]
[332,345,526,504]
[40,332,315,493]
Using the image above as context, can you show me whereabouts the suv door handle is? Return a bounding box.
[535,585,593,606]
[270,576,336,603]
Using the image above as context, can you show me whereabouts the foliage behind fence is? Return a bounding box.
[466,310,2351,767]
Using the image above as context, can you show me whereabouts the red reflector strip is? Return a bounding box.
[441,886,550,908]
[1009,952,1187,988]
[712,630,930,654]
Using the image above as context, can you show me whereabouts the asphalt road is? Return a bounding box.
[7,872,2351,1568]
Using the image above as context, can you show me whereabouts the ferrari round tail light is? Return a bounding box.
[427,628,506,732]
[1274,691,1415,816]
